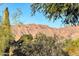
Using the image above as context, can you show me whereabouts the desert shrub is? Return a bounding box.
[12,34,33,56]
[12,33,68,56]
[29,33,54,56]
[32,33,68,56]
[64,38,79,56]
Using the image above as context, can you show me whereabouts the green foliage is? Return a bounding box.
[2,7,12,49]
[12,33,68,56]
[0,7,14,56]
[20,34,33,41]
[0,27,4,55]
[31,33,55,56]
[31,3,79,25]
[64,39,79,56]
[11,34,33,56]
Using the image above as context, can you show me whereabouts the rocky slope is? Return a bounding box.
[11,24,79,41]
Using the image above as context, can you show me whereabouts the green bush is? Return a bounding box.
[12,33,68,56]
[12,34,33,56]
[64,38,79,56]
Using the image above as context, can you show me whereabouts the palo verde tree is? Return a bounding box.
[31,3,79,26]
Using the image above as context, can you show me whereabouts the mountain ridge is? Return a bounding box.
[11,24,79,41]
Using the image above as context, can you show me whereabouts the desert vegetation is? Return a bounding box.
[63,39,79,56]
[0,3,79,56]
[6,33,69,56]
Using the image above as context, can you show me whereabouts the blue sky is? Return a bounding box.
[0,3,64,28]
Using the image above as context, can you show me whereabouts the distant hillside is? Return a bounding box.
[11,24,79,41]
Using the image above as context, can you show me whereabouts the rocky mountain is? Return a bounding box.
[11,24,79,41]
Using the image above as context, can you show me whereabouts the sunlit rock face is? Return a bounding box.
[11,24,79,41]
[11,24,55,40]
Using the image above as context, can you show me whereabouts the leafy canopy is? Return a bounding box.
[31,3,79,26]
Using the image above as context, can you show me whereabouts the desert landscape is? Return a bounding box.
[0,3,79,56]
